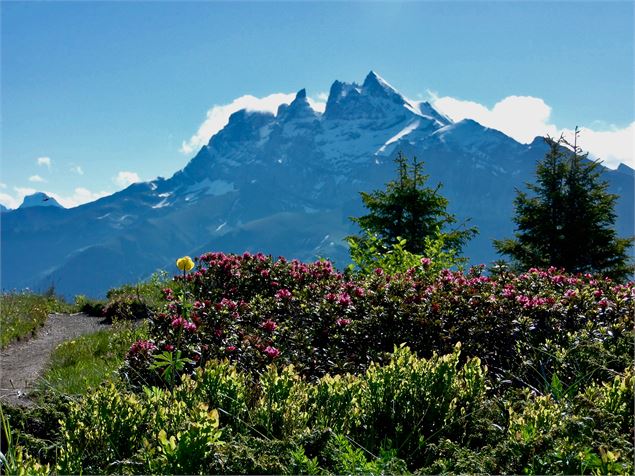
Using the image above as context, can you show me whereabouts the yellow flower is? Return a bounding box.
[176,256,195,272]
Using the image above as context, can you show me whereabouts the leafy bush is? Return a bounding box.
[73,295,106,316]
[57,381,223,474]
[103,294,153,322]
[124,253,633,395]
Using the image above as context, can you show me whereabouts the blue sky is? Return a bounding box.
[1,1,633,208]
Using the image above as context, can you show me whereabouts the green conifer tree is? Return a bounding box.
[350,152,476,256]
[495,130,633,280]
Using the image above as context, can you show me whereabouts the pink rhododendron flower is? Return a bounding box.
[226,345,237,352]
[261,319,278,332]
[420,257,432,267]
[263,346,280,359]
[336,318,351,327]
[337,293,352,306]
[275,289,292,300]
[171,317,187,329]
[128,339,156,358]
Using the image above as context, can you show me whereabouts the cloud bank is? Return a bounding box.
[429,93,634,169]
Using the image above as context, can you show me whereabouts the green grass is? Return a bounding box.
[0,292,73,349]
[38,321,148,395]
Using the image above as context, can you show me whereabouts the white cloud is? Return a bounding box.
[28,175,46,183]
[44,188,110,208]
[113,171,141,188]
[0,193,18,209]
[309,93,328,113]
[180,92,328,154]
[430,93,634,169]
[36,156,52,169]
[70,165,84,175]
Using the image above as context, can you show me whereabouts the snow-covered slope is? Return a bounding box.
[2,71,633,298]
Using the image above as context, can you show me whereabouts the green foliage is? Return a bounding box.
[353,344,485,466]
[57,381,224,474]
[103,294,153,322]
[107,271,170,311]
[253,365,310,439]
[150,350,195,387]
[495,133,634,281]
[0,292,70,348]
[350,151,476,256]
[347,230,466,276]
[185,361,250,430]
[73,294,106,316]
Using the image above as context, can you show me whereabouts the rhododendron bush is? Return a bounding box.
[124,252,634,391]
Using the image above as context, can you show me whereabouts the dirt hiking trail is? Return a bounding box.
[0,313,111,407]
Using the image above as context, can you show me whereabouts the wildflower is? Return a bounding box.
[171,317,187,329]
[420,257,432,267]
[128,339,156,358]
[337,293,352,306]
[336,318,351,327]
[176,256,195,272]
[263,346,280,359]
[275,288,292,300]
[564,289,577,299]
[374,268,384,276]
[261,319,277,332]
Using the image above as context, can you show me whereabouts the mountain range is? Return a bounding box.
[2,71,633,298]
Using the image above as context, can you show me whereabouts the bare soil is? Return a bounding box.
[0,312,111,406]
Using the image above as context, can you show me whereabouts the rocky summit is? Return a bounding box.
[2,72,633,298]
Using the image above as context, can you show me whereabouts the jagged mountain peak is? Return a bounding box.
[362,70,403,102]
[277,88,317,122]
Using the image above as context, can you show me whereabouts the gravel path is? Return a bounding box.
[0,312,111,406]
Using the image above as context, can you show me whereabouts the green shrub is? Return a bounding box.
[73,295,106,316]
[102,294,153,322]
[252,365,310,439]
